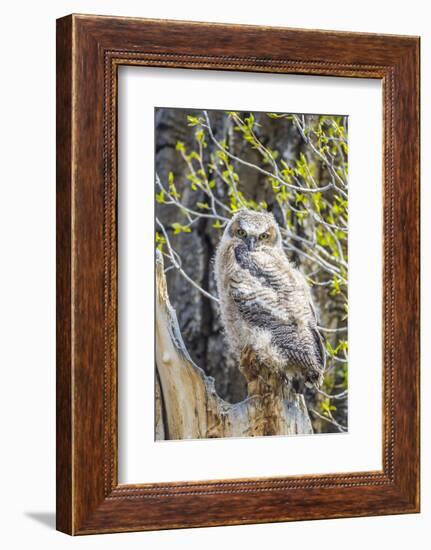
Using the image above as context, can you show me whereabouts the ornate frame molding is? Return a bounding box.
[57,15,419,534]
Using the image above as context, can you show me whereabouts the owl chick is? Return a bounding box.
[214,209,325,390]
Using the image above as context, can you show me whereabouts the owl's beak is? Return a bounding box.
[245,236,257,251]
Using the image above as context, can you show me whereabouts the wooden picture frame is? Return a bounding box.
[56,14,420,535]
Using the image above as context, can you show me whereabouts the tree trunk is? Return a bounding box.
[155,250,313,440]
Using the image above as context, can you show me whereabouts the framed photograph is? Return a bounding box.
[56,14,420,534]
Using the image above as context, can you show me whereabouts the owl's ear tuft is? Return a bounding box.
[233,207,250,217]
[229,207,251,227]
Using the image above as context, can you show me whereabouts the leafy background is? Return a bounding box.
[155,107,348,433]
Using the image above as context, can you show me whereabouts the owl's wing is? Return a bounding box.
[306,289,326,373]
[310,318,326,373]
[231,290,325,383]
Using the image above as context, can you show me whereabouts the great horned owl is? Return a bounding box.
[214,209,325,390]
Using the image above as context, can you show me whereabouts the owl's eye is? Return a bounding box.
[259,232,270,241]
[237,228,247,238]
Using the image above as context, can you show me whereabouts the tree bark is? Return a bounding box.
[155,250,313,440]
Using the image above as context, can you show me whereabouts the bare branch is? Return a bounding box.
[310,408,347,433]
[316,388,348,400]
[156,216,220,304]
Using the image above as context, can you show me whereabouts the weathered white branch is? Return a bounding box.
[155,250,313,440]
